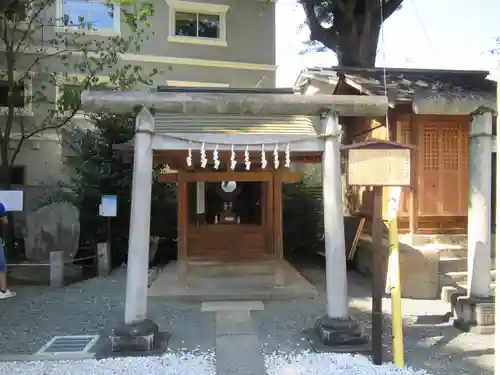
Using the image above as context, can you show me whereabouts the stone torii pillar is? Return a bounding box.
[467,111,493,299]
[313,110,366,347]
[454,109,495,334]
[111,106,160,351]
[413,91,496,334]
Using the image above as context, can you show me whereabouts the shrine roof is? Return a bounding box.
[299,67,496,103]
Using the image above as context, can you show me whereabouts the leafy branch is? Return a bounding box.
[0,0,157,186]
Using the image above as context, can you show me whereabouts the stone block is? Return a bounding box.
[97,243,111,277]
[49,251,64,287]
[110,319,159,352]
[453,296,495,335]
[305,316,371,354]
[440,285,466,304]
[315,316,366,346]
[97,332,170,360]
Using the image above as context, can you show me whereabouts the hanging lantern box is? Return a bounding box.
[342,140,416,187]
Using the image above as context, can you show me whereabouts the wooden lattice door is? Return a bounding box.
[417,120,467,217]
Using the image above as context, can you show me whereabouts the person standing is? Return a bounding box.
[0,202,15,299]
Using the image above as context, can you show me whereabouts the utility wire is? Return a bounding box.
[379,0,390,140]
[408,0,443,68]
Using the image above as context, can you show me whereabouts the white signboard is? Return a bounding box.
[0,190,23,211]
[100,195,117,217]
[347,148,411,186]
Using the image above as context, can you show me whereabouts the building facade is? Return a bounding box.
[295,67,496,235]
[0,0,277,215]
[295,67,498,306]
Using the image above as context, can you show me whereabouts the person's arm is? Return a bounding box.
[0,204,7,224]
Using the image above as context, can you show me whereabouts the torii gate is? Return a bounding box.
[81,89,389,352]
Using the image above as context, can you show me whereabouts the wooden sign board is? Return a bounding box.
[347,148,411,186]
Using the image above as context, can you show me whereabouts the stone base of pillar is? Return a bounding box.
[452,296,494,335]
[273,261,285,288]
[110,319,162,352]
[306,315,370,353]
[195,213,206,225]
[177,262,188,290]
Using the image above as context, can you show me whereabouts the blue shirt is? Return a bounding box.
[0,203,6,218]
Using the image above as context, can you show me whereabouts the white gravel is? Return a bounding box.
[265,352,433,375]
[0,350,215,375]
[0,351,434,375]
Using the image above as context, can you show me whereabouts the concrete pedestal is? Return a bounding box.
[111,319,159,352]
[453,295,495,335]
[315,316,367,346]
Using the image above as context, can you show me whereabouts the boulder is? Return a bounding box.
[355,234,439,299]
[11,202,81,284]
[24,202,80,264]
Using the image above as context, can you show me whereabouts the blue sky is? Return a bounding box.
[275,0,500,87]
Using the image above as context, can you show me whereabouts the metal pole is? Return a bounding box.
[107,216,112,256]
[494,61,500,375]
[387,186,404,368]
[371,186,384,365]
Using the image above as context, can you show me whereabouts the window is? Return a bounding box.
[0,82,25,108]
[175,12,220,39]
[167,0,229,47]
[165,80,229,88]
[10,166,26,186]
[57,0,120,35]
[0,71,32,116]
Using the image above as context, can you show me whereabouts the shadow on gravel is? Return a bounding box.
[287,253,494,375]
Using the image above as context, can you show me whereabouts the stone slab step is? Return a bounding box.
[440,269,496,286]
[440,283,496,303]
[457,281,496,292]
[402,234,467,247]
[438,247,467,260]
[438,257,467,274]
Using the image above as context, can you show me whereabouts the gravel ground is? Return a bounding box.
[0,267,214,355]
[265,352,432,375]
[0,352,434,375]
[0,351,216,375]
[0,261,494,375]
[253,264,494,375]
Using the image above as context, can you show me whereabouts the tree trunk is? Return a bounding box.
[302,0,402,68]
[0,140,10,190]
[336,18,381,67]
[0,141,17,260]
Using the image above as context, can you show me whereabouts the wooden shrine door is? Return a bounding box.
[416,118,468,232]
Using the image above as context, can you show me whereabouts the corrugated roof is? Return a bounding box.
[156,87,297,94]
[304,67,496,102]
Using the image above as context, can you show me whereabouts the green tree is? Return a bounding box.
[283,166,323,255]
[0,0,156,188]
[299,0,403,67]
[45,113,177,266]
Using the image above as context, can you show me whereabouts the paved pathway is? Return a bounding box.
[203,301,266,375]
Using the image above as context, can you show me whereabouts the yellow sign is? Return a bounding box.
[347,149,411,186]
